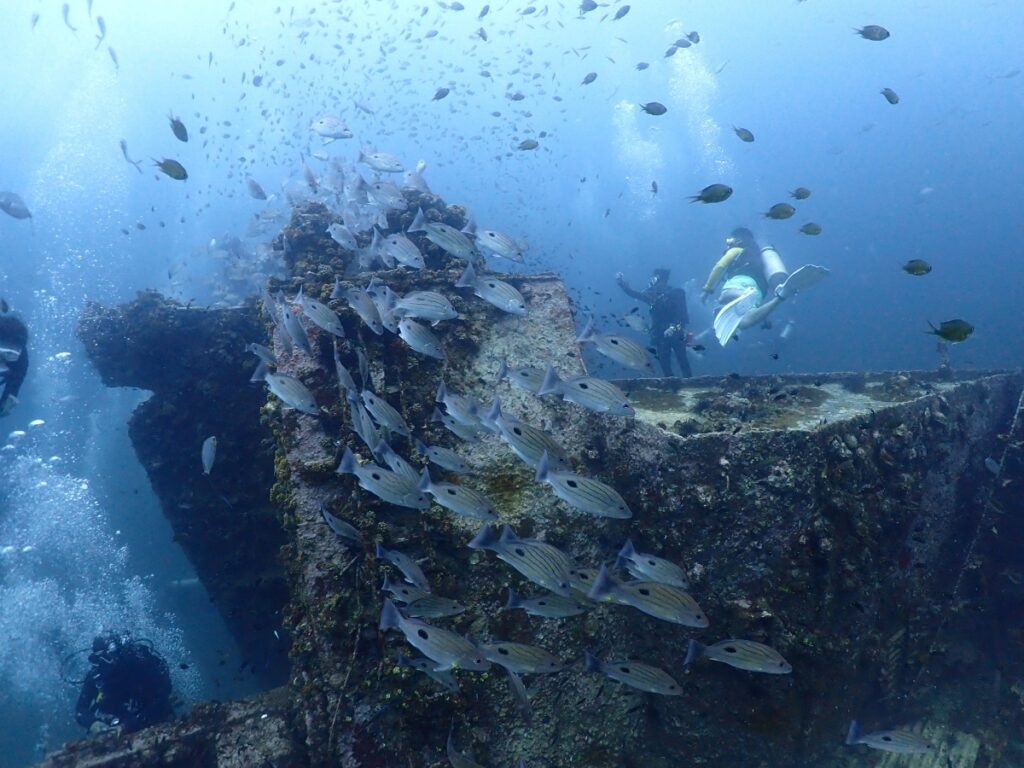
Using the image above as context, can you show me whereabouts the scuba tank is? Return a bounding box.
[760,245,788,293]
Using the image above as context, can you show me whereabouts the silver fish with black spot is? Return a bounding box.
[456,263,527,315]
[372,439,419,485]
[337,447,429,509]
[408,207,477,260]
[539,365,635,417]
[583,651,682,695]
[280,304,312,354]
[535,452,631,519]
[845,721,934,754]
[332,340,358,394]
[588,564,708,627]
[496,360,547,394]
[419,469,498,522]
[327,223,359,251]
[379,598,489,672]
[245,342,277,367]
[685,638,791,674]
[397,654,460,693]
[506,668,532,724]
[468,524,574,596]
[473,227,527,263]
[486,397,570,471]
[375,544,432,593]
[361,390,411,437]
[320,503,362,544]
[398,318,447,361]
[345,288,384,335]
[480,641,564,674]
[295,286,346,338]
[359,149,404,173]
[577,316,656,374]
[252,363,319,415]
[415,439,476,475]
[346,391,382,450]
[616,539,689,589]
[405,595,467,619]
[432,407,482,442]
[392,290,458,324]
[379,231,424,269]
[382,572,429,604]
[436,381,480,427]
[503,587,586,618]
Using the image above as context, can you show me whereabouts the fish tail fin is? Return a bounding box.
[381,572,394,592]
[431,406,446,424]
[467,524,500,550]
[486,396,502,423]
[576,315,596,343]
[337,446,356,475]
[587,564,616,601]
[537,364,562,396]
[374,543,387,560]
[684,639,706,666]
[418,467,432,492]
[845,721,860,745]
[379,597,402,631]
[250,361,268,383]
[615,538,635,569]
[534,451,551,483]
[435,381,448,403]
[583,651,603,674]
[454,263,477,288]
[408,206,426,233]
[495,359,509,383]
[497,524,518,545]
[503,588,521,610]
[414,438,428,456]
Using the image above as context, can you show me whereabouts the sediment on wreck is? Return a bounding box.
[47,190,1024,767]
[77,291,291,688]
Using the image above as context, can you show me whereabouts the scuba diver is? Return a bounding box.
[73,632,174,733]
[701,227,829,346]
[0,299,28,417]
[615,267,693,377]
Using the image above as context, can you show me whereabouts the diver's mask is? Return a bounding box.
[725,236,740,248]
[0,345,21,363]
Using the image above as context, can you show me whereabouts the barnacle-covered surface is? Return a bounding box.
[50,194,1024,767]
[76,291,290,688]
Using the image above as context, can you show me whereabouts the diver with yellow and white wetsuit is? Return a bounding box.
[701,227,829,347]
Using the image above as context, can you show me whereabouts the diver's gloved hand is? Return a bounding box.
[663,324,684,339]
[0,395,17,417]
[615,272,627,288]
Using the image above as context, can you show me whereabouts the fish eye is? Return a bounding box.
[498,647,509,655]
[638,588,650,596]
[514,548,526,556]
[566,480,578,488]
[618,666,630,673]
[882,736,892,742]
[371,473,381,480]
[417,629,429,639]
[725,647,737,653]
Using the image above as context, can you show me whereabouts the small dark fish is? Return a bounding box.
[650,181,658,196]
[640,101,666,115]
[581,72,597,85]
[31,12,39,30]
[635,62,649,71]
[94,16,106,49]
[692,344,706,352]
[108,46,119,72]
[433,87,450,101]
[733,126,755,142]
[927,319,973,343]
[689,184,732,203]
[673,38,691,49]
[0,192,32,220]
[613,4,630,20]
[790,187,811,200]
[902,259,931,276]
[799,223,822,236]
[764,203,796,219]
[687,31,700,44]
[855,25,890,41]
[664,45,678,58]
[168,113,189,142]
[518,139,539,150]
[61,3,77,33]
[579,0,598,13]
[880,87,899,104]
[154,158,188,180]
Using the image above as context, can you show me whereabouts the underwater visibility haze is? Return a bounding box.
[1,1,1024,766]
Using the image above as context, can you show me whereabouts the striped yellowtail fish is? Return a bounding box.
[685,639,791,674]
[379,598,489,672]
[535,452,631,519]
[583,651,682,695]
[588,564,708,627]
[468,524,573,597]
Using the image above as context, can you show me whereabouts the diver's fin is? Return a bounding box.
[776,264,830,301]
[714,288,758,347]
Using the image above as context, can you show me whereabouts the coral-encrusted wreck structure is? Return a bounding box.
[50,192,1024,767]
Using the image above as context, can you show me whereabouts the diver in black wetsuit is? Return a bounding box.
[74,632,174,733]
[0,300,28,417]
[616,268,692,378]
